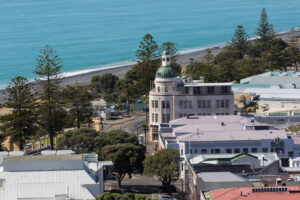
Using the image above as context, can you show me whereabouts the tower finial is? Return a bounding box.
[162,50,170,66]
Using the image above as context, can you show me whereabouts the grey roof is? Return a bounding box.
[3,155,84,172]
[197,172,246,182]
[240,71,300,88]
[197,172,253,191]
[3,159,84,172]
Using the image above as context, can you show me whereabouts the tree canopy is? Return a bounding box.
[143,148,179,192]
[34,45,64,149]
[101,143,145,188]
[0,76,37,150]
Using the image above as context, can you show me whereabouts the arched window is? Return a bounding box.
[157,86,160,92]
[166,57,170,62]
[162,58,166,61]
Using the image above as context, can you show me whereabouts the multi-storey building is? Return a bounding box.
[149,52,234,141]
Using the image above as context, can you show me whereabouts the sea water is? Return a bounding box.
[0,0,300,87]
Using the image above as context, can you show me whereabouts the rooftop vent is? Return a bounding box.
[252,187,288,193]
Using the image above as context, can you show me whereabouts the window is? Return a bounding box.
[162,57,166,62]
[157,86,160,92]
[155,101,158,108]
[165,87,168,92]
[152,113,155,122]
[188,101,192,109]
[216,100,220,108]
[201,149,207,154]
[202,100,206,108]
[215,149,221,154]
[221,86,229,94]
[251,148,258,153]
[211,149,214,154]
[179,101,183,109]
[194,149,198,154]
[166,114,170,122]
[155,114,158,122]
[243,148,248,153]
[166,101,170,109]
[162,101,166,109]
[190,149,192,154]
[167,57,170,61]
[221,100,225,108]
[225,100,229,108]
[207,113,211,115]
[207,86,215,94]
[207,100,211,108]
[226,148,232,153]
[181,149,183,155]
[0,179,4,189]
[179,113,183,118]
[234,148,240,153]
[162,114,166,123]
[184,101,188,109]
[216,113,220,115]
[197,100,201,108]
[289,151,294,157]
[151,100,154,108]
[185,87,189,94]
[193,87,201,95]
[262,148,268,153]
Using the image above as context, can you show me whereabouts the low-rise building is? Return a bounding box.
[149,52,234,141]
[206,186,300,200]
[0,150,112,200]
[159,115,300,165]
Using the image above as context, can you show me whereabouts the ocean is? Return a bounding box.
[0,0,300,87]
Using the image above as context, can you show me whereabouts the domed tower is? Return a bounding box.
[149,51,180,141]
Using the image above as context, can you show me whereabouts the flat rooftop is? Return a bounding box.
[163,115,287,142]
[198,172,246,182]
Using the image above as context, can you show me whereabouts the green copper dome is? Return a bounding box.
[156,65,177,78]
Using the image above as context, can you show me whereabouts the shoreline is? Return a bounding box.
[0,29,300,102]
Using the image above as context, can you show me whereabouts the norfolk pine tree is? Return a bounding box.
[34,45,64,150]
[256,8,275,45]
[0,76,37,150]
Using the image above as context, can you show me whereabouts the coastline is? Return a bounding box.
[0,30,299,103]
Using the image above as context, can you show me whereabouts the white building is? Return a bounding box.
[158,115,300,162]
[0,151,112,200]
[149,52,234,141]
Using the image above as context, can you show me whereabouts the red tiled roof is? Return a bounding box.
[209,186,300,200]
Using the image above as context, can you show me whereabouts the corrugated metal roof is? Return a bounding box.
[3,159,84,172]
[197,172,245,182]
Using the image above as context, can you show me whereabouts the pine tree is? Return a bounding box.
[0,76,37,150]
[256,8,275,44]
[231,25,249,56]
[34,45,64,150]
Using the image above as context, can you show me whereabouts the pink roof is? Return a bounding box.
[209,186,300,200]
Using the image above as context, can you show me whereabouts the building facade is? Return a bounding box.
[158,115,300,175]
[149,52,234,141]
[0,151,113,200]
